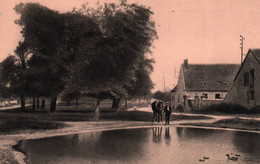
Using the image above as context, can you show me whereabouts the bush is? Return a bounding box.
[201,103,248,114]
[176,105,184,112]
[250,105,260,114]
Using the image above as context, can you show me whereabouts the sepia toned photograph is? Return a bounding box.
[0,0,260,163]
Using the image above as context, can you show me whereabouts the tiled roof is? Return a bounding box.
[184,64,240,91]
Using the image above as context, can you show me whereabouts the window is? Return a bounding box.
[202,93,208,99]
[177,94,180,103]
[215,94,221,99]
[249,90,254,100]
[244,72,249,87]
[250,69,255,88]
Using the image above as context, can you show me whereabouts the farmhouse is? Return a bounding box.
[174,59,240,111]
[224,49,260,108]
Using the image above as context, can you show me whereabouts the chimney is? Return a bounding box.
[184,59,188,69]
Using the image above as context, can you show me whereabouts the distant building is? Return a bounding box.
[174,59,240,110]
[224,49,260,108]
[170,85,177,107]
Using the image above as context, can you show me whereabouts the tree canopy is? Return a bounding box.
[0,1,157,117]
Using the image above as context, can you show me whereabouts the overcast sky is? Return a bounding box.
[1,0,260,91]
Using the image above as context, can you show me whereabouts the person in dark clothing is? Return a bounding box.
[163,102,172,125]
[157,101,164,122]
[151,101,158,122]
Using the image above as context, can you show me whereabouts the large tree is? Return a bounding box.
[10,1,157,117]
[14,3,102,111]
[0,40,32,111]
[76,1,157,117]
[14,3,66,111]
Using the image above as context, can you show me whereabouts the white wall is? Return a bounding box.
[186,91,227,101]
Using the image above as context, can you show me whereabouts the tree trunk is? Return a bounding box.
[50,95,57,112]
[75,95,78,108]
[67,100,71,106]
[125,98,128,107]
[41,99,45,109]
[36,96,40,109]
[32,95,36,111]
[94,99,100,121]
[20,94,25,111]
[112,98,121,110]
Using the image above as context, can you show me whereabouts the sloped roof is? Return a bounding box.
[184,64,240,91]
[171,85,178,93]
[250,49,260,64]
[233,49,260,81]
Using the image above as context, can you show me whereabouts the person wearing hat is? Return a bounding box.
[163,102,172,125]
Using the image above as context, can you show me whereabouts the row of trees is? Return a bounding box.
[0,1,157,119]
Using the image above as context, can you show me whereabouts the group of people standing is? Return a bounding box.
[151,100,172,125]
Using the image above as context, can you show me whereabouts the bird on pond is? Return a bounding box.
[226,154,238,161]
[199,159,205,162]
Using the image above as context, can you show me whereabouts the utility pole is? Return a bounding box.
[240,35,245,64]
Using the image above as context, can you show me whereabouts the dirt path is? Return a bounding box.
[135,106,260,121]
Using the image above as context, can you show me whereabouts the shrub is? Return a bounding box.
[249,105,260,114]
[201,103,248,114]
[176,105,184,112]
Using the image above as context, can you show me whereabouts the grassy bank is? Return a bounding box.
[0,108,212,134]
[181,118,260,131]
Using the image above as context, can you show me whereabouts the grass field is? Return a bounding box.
[0,106,212,134]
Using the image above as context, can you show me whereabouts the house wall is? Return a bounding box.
[224,51,260,108]
[186,91,227,100]
[174,63,228,110]
[185,91,226,110]
[189,99,222,110]
[174,64,186,109]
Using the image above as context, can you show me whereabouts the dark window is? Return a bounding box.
[244,72,249,87]
[250,69,255,88]
[202,93,208,99]
[215,94,221,99]
[188,100,192,107]
[249,90,254,100]
[177,94,180,103]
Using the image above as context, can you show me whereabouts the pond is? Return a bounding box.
[16,126,260,164]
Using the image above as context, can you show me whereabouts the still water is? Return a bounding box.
[17,127,260,164]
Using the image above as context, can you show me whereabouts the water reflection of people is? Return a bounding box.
[152,127,162,143]
[164,127,171,145]
[72,134,79,144]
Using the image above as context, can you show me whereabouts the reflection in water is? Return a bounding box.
[72,134,79,144]
[233,132,260,162]
[176,127,183,137]
[17,127,260,164]
[164,127,171,146]
[19,129,150,164]
[152,127,162,143]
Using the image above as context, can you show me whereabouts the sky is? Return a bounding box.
[1,0,260,92]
